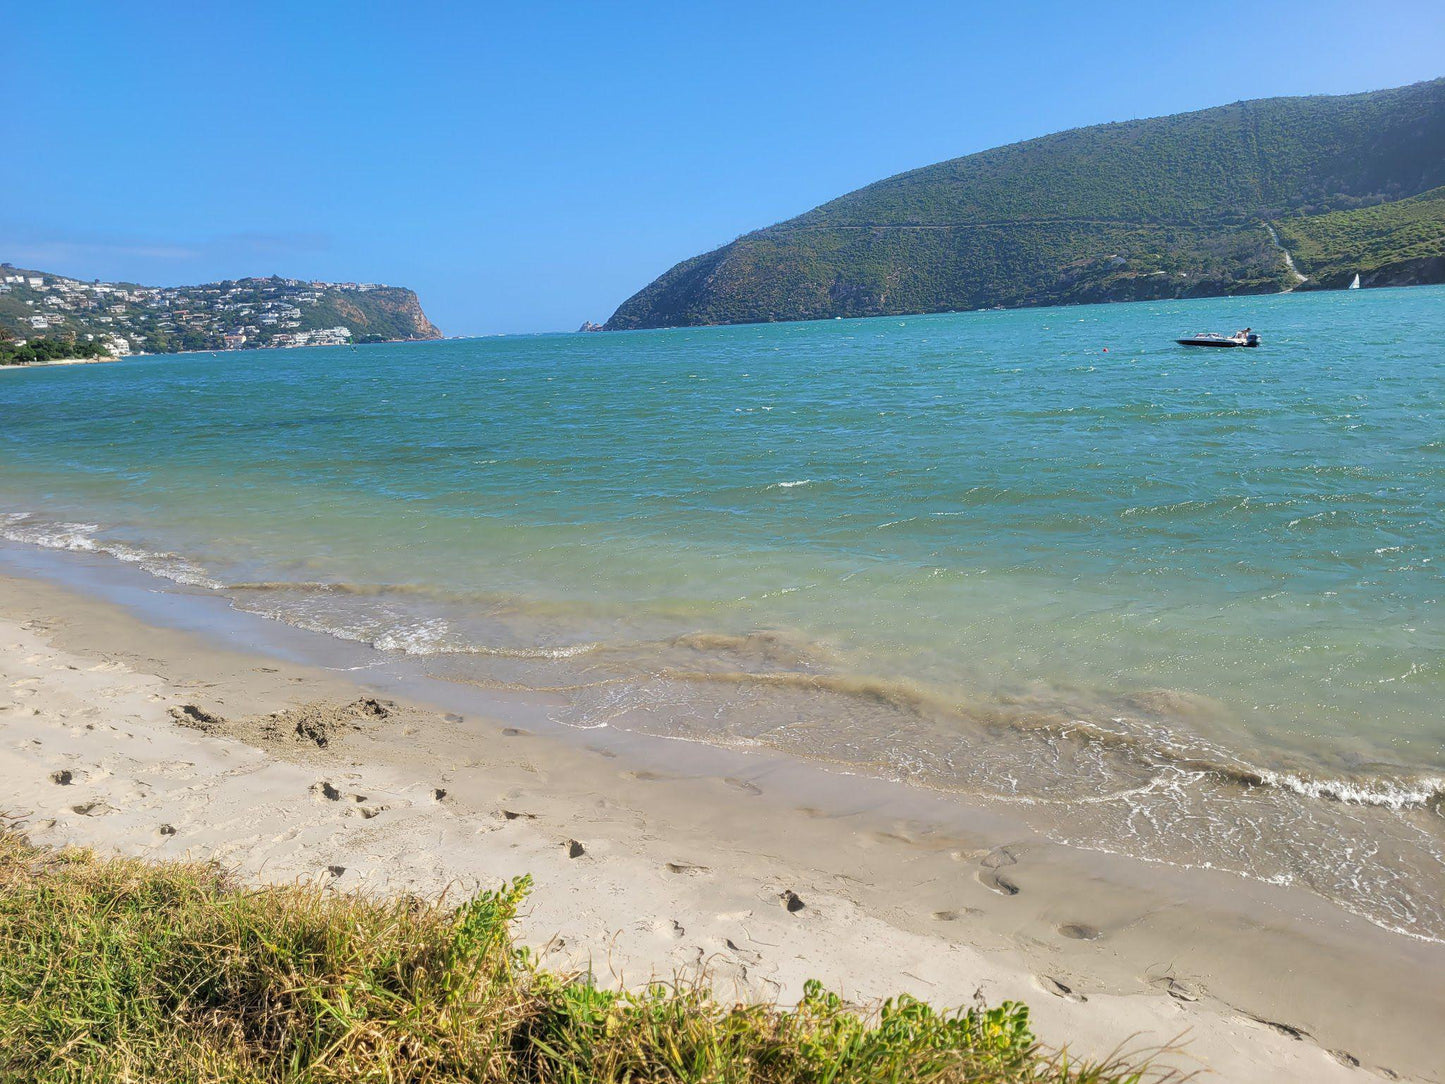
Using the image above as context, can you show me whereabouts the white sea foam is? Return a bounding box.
[373,619,455,655]
[0,512,222,589]
[1258,770,1445,810]
[766,479,812,489]
[239,598,601,662]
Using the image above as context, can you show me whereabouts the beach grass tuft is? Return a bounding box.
[0,831,1177,1082]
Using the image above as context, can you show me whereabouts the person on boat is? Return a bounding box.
[1232,327,1252,343]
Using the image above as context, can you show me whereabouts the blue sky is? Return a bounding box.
[8,2,1443,334]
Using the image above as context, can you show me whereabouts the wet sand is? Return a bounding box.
[1,565,1442,1082]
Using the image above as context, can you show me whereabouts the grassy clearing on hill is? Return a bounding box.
[1276,185,1445,282]
[0,832,1175,1083]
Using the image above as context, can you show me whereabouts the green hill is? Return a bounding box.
[606,78,1445,329]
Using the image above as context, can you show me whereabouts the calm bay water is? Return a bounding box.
[3,287,1443,937]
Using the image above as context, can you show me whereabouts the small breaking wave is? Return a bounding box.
[240,603,603,660]
[617,662,1445,815]
[0,512,222,589]
[1259,770,1445,811]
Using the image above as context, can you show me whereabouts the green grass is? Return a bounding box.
[0,832,1176,1083]
[1275,184,1445,282]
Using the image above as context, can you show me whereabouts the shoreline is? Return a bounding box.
[2,505,1441,949]
[0,355,121,370]
[2,551,1442,1081]
[0,335,446,371]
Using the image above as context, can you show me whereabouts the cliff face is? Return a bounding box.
[607,78,1445,329]
[1362,255,1445,288]
[307,286,442,342]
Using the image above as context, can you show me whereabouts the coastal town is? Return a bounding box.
[0,264,439,356]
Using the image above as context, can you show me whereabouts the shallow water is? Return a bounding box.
[2,287,1442,937]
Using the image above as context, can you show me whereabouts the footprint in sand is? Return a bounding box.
[724,937,762,962]
[500,726,525,735]
[564,839,586,858]
[976,845,1022,896]
[170,705,224,732]
[1147,974,1202,1002]
[1039,975,1086,1002]
[155,824,177,838]
[499,809,537,821]
[1246,1014,1309,1041]
[50,769,74,786]
[665,862,710,876]
[70,800,117,817]
[1058,923,1101,941]
[868,829,918,846]
[724,777,762,795]
[932,908,981,921]
[977,869,1019,895]
[779,889,806,913]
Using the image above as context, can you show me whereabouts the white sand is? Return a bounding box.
[1,569,1438,1083]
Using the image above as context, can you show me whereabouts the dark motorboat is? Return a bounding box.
[1176,330,1260,348]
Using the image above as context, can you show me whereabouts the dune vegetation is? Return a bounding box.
[0,831,1173,1083]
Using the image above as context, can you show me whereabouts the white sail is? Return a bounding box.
[1349,273,1361,290]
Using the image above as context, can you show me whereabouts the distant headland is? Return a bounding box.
[0,266,441,362]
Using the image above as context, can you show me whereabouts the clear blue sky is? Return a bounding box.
[8,2,1443,334]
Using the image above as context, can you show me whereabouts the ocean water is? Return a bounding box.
[3,286,1443,938]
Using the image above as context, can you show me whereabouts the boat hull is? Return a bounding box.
[1176,338,1253,348]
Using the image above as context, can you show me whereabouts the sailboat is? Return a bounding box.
[1349,273,1361,290]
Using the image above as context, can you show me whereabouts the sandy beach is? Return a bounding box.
[2,562,1441,1083]
[0,352,122,371]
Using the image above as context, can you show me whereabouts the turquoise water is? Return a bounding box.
[2,286,1443,937]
